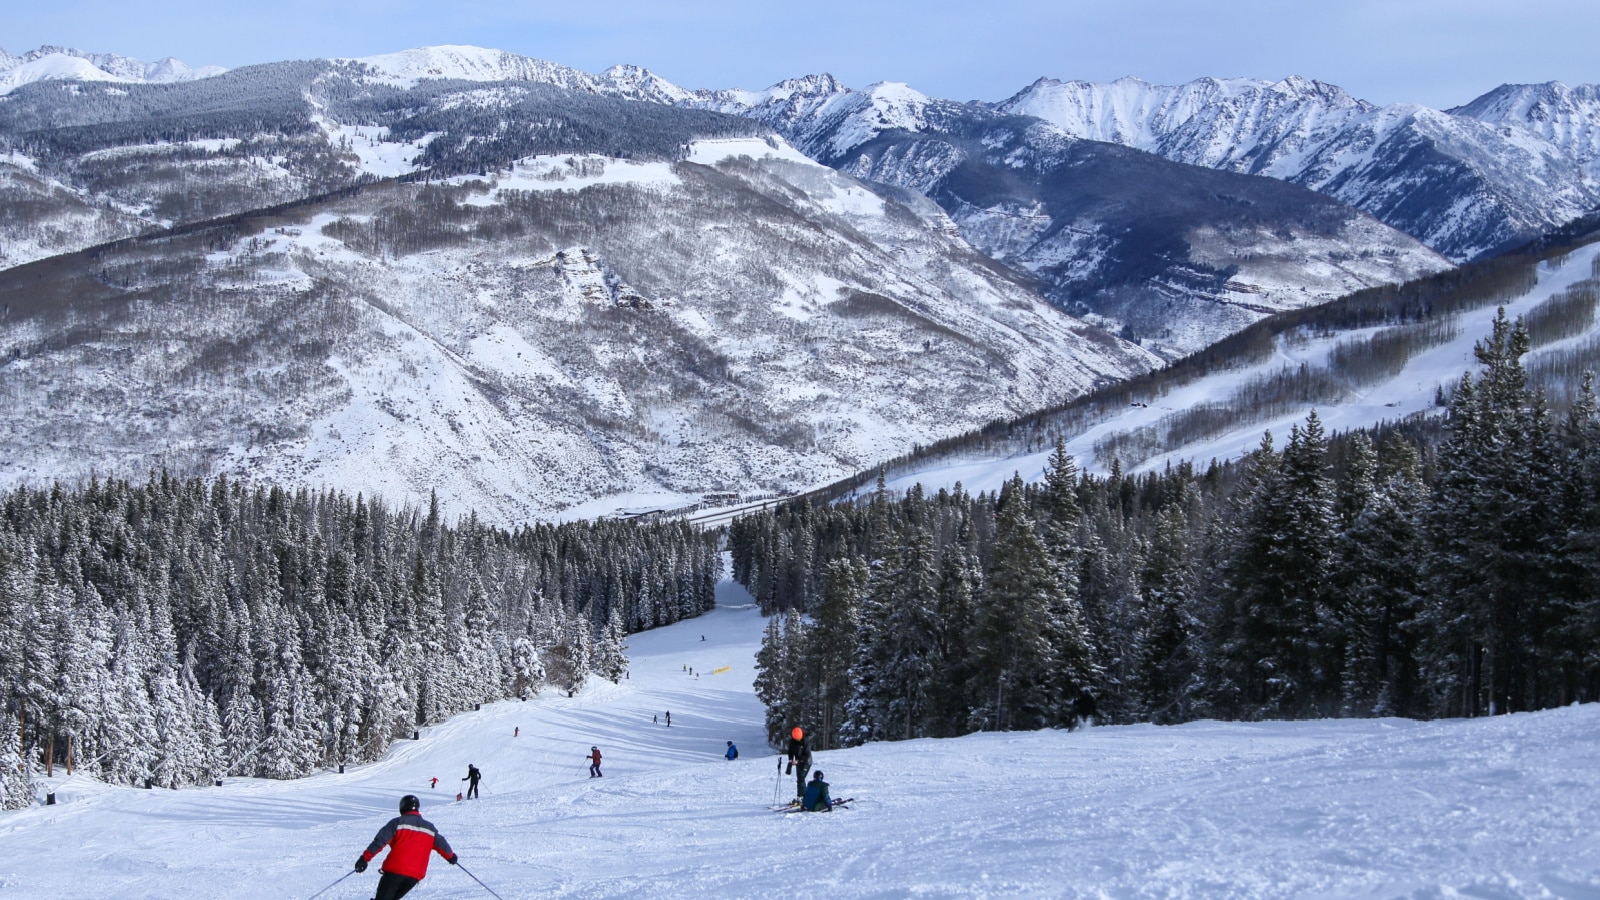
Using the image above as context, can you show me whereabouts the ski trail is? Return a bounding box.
[4,572,1600,897]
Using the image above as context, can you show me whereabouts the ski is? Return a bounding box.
[781,797,854,813]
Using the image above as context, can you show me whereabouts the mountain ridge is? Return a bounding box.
[0,45,224,93]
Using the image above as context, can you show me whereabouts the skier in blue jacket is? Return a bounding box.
[800,771,832,812]
[725,741,738,760]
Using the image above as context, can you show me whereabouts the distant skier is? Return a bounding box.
[666,711,672,727]
[354,794,457,900]
[725,741,738,760]
[800,771,833,812]
[589,746,603,778]
[701,635,706,641]
[785,728,812,799]
[429,777,437,790]
[514,727,519,738]
[1072,688,1098,730]
[461,764,481,799]
[653,714,658,725]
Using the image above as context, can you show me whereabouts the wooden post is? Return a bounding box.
[44,732,54,778]
[66,734,73,776]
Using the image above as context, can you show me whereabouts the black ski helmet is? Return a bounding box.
[400,794,420,813]
[812,771,823,780]
[726,740,733,746]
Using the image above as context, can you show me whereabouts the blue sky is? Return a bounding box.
[5,0,1598,107]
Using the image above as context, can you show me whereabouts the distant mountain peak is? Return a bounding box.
[0,45,223,94]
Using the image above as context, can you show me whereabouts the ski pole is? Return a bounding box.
[773,754,782,803]
[305,869,356,900]
[456,860,508,900]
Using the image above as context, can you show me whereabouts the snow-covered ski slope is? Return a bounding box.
[5,577,1600,897]
[884,240,1600,498]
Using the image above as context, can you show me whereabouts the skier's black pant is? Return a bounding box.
[794,762,811,799]
[374,872,420,900]
[590,762,602,777]
[466,780,479,799]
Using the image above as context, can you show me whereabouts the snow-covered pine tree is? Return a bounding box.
[1135,496,1201,723]
[1422,311,1556,715]
[810,557,867,748]
[870,520,942,740]
[1338,436,1428,716]
[0,711,33,809]
[972,476,1068,731]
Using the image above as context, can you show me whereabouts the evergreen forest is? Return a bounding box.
[0,475,719,808]
[738,312,1600,748]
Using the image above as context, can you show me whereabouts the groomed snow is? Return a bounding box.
[4,571,1599,897]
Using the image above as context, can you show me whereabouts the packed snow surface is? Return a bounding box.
[4,574,1599,897]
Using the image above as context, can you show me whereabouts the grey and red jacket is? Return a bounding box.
[362,811,455,879]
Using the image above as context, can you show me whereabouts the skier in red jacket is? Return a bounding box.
[355,795,457,900]
[589,746,603,777]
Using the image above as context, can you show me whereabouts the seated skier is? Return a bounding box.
[800,770,833,812]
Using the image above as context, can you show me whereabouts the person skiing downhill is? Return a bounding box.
[354,794,457,900]
[461,764,481,799]
[589,746,603,777]
[785,727,812,799]
[725,741,738,760]
[800,771,833,812]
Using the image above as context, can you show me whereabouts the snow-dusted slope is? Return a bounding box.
[5,575,1599,897]
[0,45,223,94]
[0,141,1154,524]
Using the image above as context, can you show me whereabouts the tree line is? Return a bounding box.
[0,474,719,808]
[738,311,1600,748]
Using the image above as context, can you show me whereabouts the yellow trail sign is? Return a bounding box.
[712,666,732,675]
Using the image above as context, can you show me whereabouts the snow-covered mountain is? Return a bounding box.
[1452,81,1600,177]
[0,136,1156,524]
[0,45,224,94]
[1000,75,1600,261]
[0,45,1451,360]
[678,75,1449,356]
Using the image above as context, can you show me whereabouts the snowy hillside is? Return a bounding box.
[5,575,1599,897]
[0,138,1155,525]
[874,236,1600,498]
